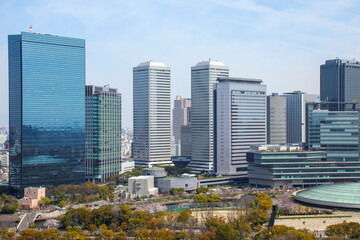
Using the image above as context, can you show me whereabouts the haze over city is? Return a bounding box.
[1,0,360,127]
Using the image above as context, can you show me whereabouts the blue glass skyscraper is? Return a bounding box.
[9,32,86,196]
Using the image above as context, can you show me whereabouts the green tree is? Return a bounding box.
[194,193,208,205]
[196,187,209,194]
[39,196,52,208]
[255,225,316,240]
[215,223,239,240]
[208,194,221,203]
[177,208,192,229]
[17,229,41,240]
[0,230,15,240]
[39,229,62,240]
[92,205,116,226]
[246,209,269,229]
[60,207,93,229]
[1,200,18,214]
[325,222,360,239]
[204,217,226,232]
[58,200,66,208]
[250,193,273,210]
[64,226,85,240]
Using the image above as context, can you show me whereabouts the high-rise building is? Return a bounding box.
[173,96,191,144]
[188,60,229,173]
[85,85,121,183]
[282,91,319,144]
[267,93,286,144]
[320,59,360,110]
[214,77,267,175]
[9,32,85,196]
[133,61,171,167]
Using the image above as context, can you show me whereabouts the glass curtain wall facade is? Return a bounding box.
[215,77,266,175]
[9,32,85,196]
[305,102,360,183]
[282,91,319,144]
[86,85,121,183]
[320,59,360,111]
[188,60,229,173]
[247,144,329,188]
[307,103,360,162]
[133,61,171,167]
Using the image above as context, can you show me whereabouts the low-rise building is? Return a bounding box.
[247,144,328,188]
[18,187,46,210]
[157,173,197,193]
[128,176,158,197]
[120,158,135,174]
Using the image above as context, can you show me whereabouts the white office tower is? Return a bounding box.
[215,77,267,176]
[133,61,172,167]
[188,60,229,173]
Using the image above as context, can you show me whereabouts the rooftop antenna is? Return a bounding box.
[29,25,33,33]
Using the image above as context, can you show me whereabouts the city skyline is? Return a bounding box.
[1,1,360,128]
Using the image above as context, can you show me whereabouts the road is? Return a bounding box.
[17,212,38,232]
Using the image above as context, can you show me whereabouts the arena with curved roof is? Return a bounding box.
[294,182,360,209]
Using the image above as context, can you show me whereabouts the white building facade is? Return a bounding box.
[133,61,172,167]
[215,77,267,175]
[188,60,229,173]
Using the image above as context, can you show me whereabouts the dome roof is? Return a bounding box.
[294,182,360,209]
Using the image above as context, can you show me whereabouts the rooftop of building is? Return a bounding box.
[137,61,168,67]
[194,59,227,67]
[217,77,262,84]
[324,58,360,65]
[250,144,322,153]
[295,182,360,209]
[129,175,154,180]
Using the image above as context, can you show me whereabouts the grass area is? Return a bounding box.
[277,215,352,220]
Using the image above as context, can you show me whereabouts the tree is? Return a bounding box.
[177,208,192,229]
[204,217,226,232]
[58,200,66,208]
[228,215,252,239]
[325,222,360,239]
[250,193,273,210]
[196,187,209,194]
[1,200,18,214]
[255,225,316,240]
[194,193,208,205]
[246,209,269,229]
[208,194,221,203]
[100,230,126,240]
[17,229,41,240]
[60,207,93,229]
[92,205,116,227]
[197,232,216,240]
[39,229,62,240]
[64,226,85,240]
[215,223,239,240]
[0,230,15,240]
[39,196,52,209]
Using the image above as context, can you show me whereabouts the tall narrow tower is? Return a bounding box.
[133,61,171,167]
[8,32,86,196]
[173,96,191,144]
[320,59,360,111]
[188,60,229,173]
[86,85,121,183]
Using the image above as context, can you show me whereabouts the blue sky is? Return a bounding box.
[1,0,360,127]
